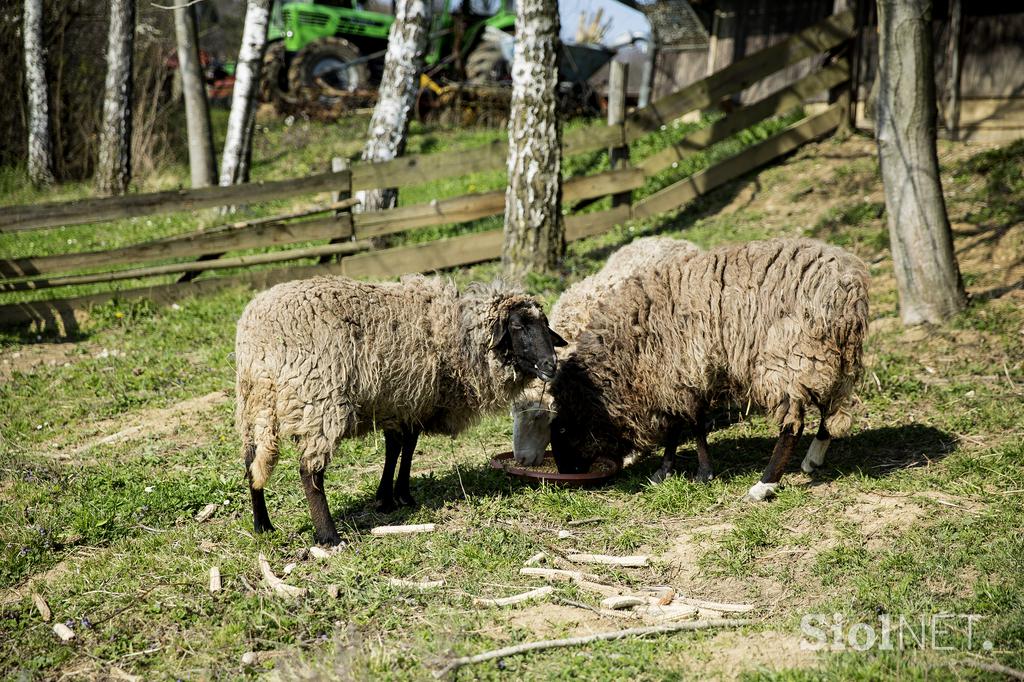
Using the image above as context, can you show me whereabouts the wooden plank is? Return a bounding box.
[624,11,853,140]
[1,214,354,277]
[2,241,371,291]
[565,205,633,241]
[341,229,504,279]
[634,103,843,220]
[0,169,353,233]
[638,62,849,176]
[352,168,644,238]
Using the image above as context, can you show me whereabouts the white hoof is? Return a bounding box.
[746,481,778,501]
[801,437,831,474]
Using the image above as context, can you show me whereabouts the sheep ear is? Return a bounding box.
[490,316,509,349]
[549,328,568,347]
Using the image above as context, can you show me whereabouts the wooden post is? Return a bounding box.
[607,60,631,209]
[321,157,354,263]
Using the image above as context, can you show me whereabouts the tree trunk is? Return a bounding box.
[174,3,216,188]
[219,0,270,187]
[502,0,563,281]
[24,0,55,187]
[96,0,135,195]
[943,0,962,140]
[357,0,431,212]
[876,0,967,325]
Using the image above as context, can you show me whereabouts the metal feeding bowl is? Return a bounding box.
[490,451,620,487]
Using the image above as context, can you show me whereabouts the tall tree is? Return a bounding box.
[174,2,216,187]
[96,0,135,195]
[23,0,55,187]
[876,0,967,325]
[220,0,270,187]
[502,0,563,281]
[357,0,431,212]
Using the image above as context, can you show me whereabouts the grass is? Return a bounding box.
[1,115,1023,679]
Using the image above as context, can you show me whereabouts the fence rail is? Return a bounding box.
[0,10,856,330]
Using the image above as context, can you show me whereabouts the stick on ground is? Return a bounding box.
[389,577,445,591]
[472,585,554,608]
[433,618,754,677]
[209,566,222,593]
[370,523,436,536]
[258,553,307,598]
[565,553,648,567]
[32,593,51,621]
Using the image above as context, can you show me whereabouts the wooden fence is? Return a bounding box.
[0,11,855,331]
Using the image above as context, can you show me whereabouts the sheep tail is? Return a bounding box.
[237,374,279,490]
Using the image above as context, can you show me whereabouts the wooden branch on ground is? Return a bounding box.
[209,567,221,593]
[524,552,546,566]
[433,619,755,677]
[370,523,435,536]
[956,659,1024,681]
[52,623,75,641]
[258,553,306,598]
[472,585,554,608]
[32,593,51,621]
[564,553,649,568]
[389,577,445,591]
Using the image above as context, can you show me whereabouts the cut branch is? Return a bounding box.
[564,553,649,567]
[258,553,307,598]
[370,523,436,536]
[389,577,445,591]
[434,619,755,677]
[472,585,554,607]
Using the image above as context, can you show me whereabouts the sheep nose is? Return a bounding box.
[536,358,556,380]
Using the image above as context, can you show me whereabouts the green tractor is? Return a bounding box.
[262,0,520,105]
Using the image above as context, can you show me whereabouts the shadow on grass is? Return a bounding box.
[332,423,956,528]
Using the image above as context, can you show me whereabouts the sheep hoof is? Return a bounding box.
[315,532,343,547]
[648,468,673,485]
[254,519,275,534]
[694,467,715,483]
[376,498,397,514]
[395,491,417,508]
[746,481,779,502]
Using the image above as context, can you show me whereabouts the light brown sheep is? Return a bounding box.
[235,275,564,544]
[512,237,702,464]
[550,238,869,499]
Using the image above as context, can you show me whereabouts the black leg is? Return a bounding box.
[651,423,683,484]
[394,428,419,507]
[694,421,715,482]
[301,463,341,546]
[375,430,402,513]
[244,444,274,534]
[748,423,804,501]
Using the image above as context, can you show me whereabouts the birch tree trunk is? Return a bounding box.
[24,0,55,187]
[357,0,431,212]
[174,2,216,187]
[219,0,270,187]
[502,0,563,281]
[876,0,967,325]
[96,0,135,195]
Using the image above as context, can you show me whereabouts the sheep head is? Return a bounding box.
[489,298,566,383]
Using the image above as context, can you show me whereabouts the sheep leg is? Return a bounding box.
[375,430,402,513]
[694,423,715,482]
[801,419,831,474]
[747,424,804,501]
[244,444,274,534]
[394,428,419,508]
[301,463,341,546]
[650,424,684,484]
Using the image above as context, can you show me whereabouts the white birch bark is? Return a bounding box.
[219,0,270,187]
[96,0,135,195]
[24,0,55,187]
[502,0,563,281]
[357,0,431,212]
[174,3,216,187]
[876,0,966,325]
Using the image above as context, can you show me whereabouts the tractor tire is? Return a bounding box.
[288,37,369,98]
[259,41,290,104]
[465,39,510,84]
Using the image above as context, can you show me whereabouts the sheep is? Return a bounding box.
[549,237,869,500]
[235,274,566,545]
[512,237,702,465]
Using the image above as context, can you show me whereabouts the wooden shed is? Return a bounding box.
[644,0,1024,142]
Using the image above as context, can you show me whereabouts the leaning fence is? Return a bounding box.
[0,11,856,331]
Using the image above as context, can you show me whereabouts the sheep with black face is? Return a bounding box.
[550,238,869,500]
[235,275,565,545]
